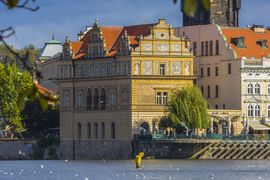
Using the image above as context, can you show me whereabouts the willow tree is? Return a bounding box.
[168,86,210,130]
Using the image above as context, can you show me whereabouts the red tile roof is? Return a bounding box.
[221,27,270,59]
[70,23,155,59]
[71,41,83,59]
[100,26,123,51]
[35,83,55,96]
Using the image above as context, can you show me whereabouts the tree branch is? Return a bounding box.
[0,0,39,11]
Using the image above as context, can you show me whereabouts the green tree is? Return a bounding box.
[173,0,211,17]
[0,63,33,130]
[22,99,59,137]
[168,86,210,130]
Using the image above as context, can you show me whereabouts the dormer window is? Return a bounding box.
[257,39,268,48]
[231,37,246,48]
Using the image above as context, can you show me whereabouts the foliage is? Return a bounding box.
[0,63,33,130]
[168,86,210,130]
[174,0,211,17]
[22,99,59,137]
[159,116,178,129]
[30,144,44,160]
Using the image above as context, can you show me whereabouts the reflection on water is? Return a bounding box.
[0,160,269,180]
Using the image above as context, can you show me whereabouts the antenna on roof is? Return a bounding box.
[52,27,55,40]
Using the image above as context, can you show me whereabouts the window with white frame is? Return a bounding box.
[247,83,253,95]
[76,91,83,106]
[110,89,117,105]
[255,105,261,117]
[255,84,260,94]
[159,64,165,75]
[63,91,69,106]
[156,92,168,105]
[162,92,168,105]
[156,92,162,105]
[248,105,253,117]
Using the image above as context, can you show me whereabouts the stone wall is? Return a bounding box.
[0,140,33,160]
[132,140,211,159]
[59,140,132,160]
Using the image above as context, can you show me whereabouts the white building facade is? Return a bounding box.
[175,24,270,133]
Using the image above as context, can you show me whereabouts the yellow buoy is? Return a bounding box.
[135,152,144,169]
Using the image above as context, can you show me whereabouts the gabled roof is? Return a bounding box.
[221,27,270,59]
[70,23,156,60]
[100,26,124,51]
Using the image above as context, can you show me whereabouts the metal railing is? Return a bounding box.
[150,133,270,142]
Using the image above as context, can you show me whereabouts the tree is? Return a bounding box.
[173,0,211,17]
[168,86,210,130]
[22,99,59,137]
[0,63,33,130]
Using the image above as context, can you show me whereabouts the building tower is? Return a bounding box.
[181,0,241,27]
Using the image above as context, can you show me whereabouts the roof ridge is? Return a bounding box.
[124,23,156,28]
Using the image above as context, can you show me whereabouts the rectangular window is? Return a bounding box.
[162,92,168,105]
[228,63,232,74]
[156,92,168,105]
[207,86,210,99]
[207,67,210,77]
[156,92,162,105]
[200,67,204,76]
[201,86,204,96]
[215,66,219,76]
[215,85,219,98]
[111,90,117,105]
[216,40,219,55]
[159,64,165,75]
[210,41,213,56]
[193,42,197,56]
[205,41,209,56]
[201,42,204,56]
[76,91,83,106]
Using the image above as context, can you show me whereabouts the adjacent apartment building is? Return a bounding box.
[175,24,270,133]
[57,19,195,159]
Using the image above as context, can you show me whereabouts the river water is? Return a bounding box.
[0,160,269,180]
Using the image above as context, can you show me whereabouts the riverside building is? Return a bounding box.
[176,24,270,134]
[58,19,195,159]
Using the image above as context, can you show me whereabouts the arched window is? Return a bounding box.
[78,123,82,140]
[255,105,261,117]
[87,123,91,139]
[268,105,270,118]
[94,88,99,110]
[87,89,92,110]
[248,105,253,117]
[100,88,106,110]
[268,84,270,95]
[111,122,116,139]
[101,122,105,139]
[255,84,260,94]
[247,83,253,95]
[94,123,98,139]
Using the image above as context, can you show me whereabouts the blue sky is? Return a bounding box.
[1,0,270,49]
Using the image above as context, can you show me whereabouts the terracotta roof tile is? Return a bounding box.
[221,27,270,59]
[100,26,123,51]
[71,23,156,59]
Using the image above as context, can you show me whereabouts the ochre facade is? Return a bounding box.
[58,19,195,159]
